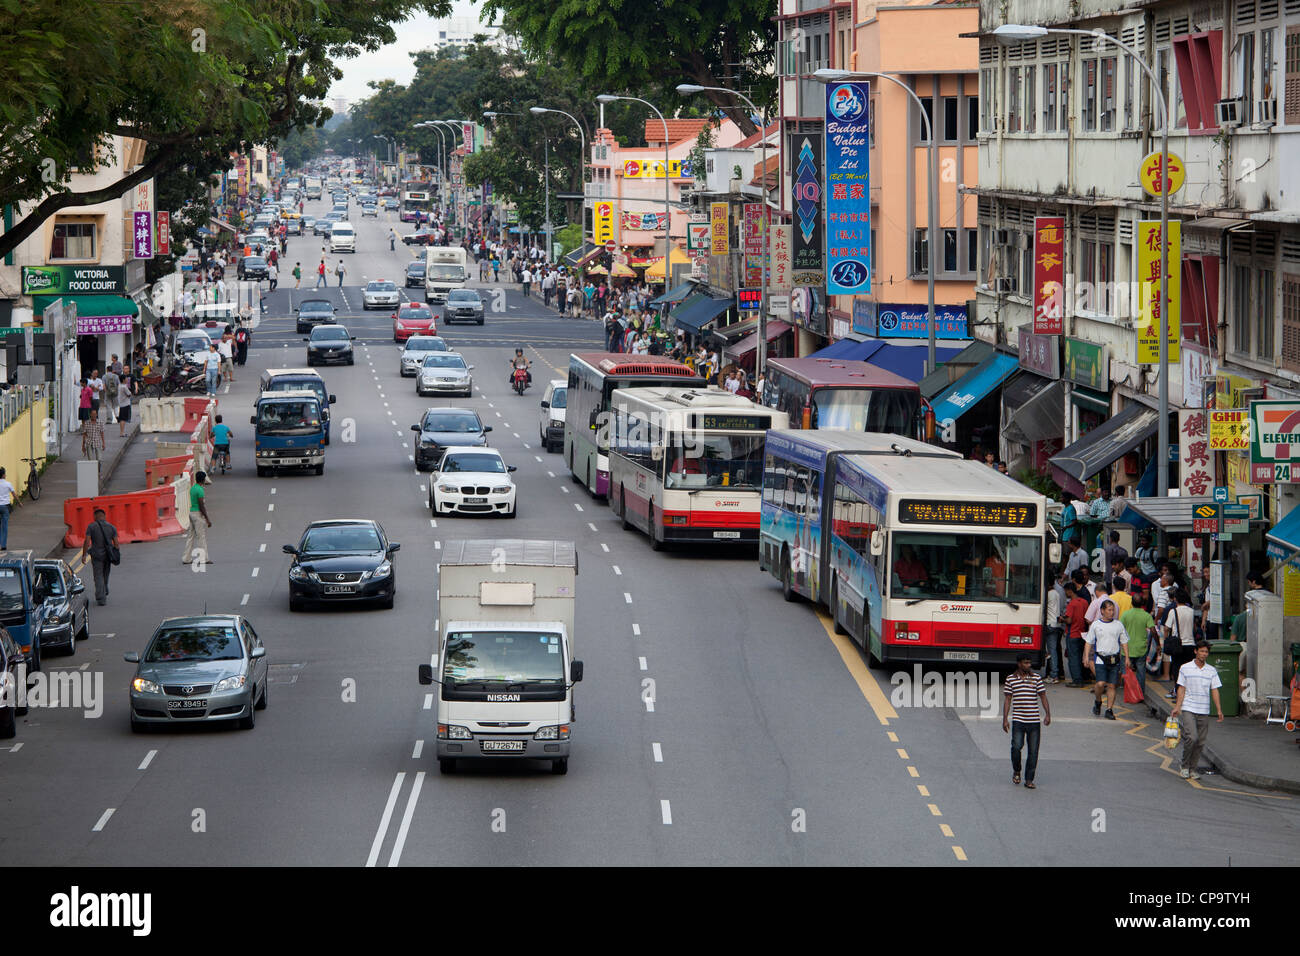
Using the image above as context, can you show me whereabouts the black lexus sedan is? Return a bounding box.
[304,324,354,365]
[411,407,491,471]
[295,298,337,334]
[284,520,400,611]
[238,255,269,281]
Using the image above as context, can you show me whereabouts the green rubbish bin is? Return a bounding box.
[1208,642,1243,717]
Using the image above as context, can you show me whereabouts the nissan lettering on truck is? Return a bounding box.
[418,540,583,775]
[423,247,469,303]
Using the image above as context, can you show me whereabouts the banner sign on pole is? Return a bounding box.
[742,203,768,288]
[790,134,824,286]
[710,202,730,256]
[824,82,871,296]
[1137,219,1181,364]
[1032,216,1064,334]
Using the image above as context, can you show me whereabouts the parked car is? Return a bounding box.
[33,559,89,656]
[124,615,268,731]
[0,628,27,738]
[538,379,568,453]
[412,407,491,471]
[283,519,400,611]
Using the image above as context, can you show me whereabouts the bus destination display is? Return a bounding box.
[694,413,770,431]
[898,499,1037,527]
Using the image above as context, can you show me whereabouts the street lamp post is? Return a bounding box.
[815,69,938,376]
[414,121,447,202]
[598,94,671,267]
[677,84,770,377]
[434,120,475,233]
[484,111,526,236]
[531,106,589,248]
[994,25,1172,497]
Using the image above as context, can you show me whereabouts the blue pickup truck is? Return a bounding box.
[252,391,326,476]
[0,550,49,675]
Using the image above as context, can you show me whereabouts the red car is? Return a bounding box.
[393,303,437,342]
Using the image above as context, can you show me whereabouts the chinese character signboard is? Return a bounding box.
[132,211,154,259]
[824,82,871,296]
[462,123,474,154]
[1139,150,1185,197]
[790,134,823,285]
[769,224,792,293]
[742,203,768,288]
[156,210,170,257]
[737,288,762,311]
[622,211,667,231]
[593,202,614,245]
[1032,216,1064,334]
[77,314,133,335]
[1179,410,1215,498]
[686,220,710,250]
[710,202,729,256]
[1214,371,1254,411]
[1136,220,1181,364]
[1064,337,1107,389]
[1209,410,1250,450]
[1018,325,1061,379]
[875,305,968,338]
[1249,400,1300,483]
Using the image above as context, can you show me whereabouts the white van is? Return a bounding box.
[329,222,356,253]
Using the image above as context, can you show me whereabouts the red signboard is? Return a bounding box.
[1032,216,1064,335]
[742,203,768,288]
[1192,519,1218,534]
[156,211,170,257]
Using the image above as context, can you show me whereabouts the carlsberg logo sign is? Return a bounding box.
[21,265,126,296]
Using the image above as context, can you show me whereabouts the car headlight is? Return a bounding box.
[550,418,563,428]
[439,724,473,740]
[132,677,161,695]
[214,675,247,693]
[491,485,511,494]
[438,484,458,493]
[534,724,570,740]
[289,566,307,580]
[370,560,392,579]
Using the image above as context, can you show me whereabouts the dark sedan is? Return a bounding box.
[284,519,400,611]
[405,260,426,288]
[411,407,492,471]
[305,325,354,366]
[296,298,337,334]
[238,256,269,281]
[34,559,89,656]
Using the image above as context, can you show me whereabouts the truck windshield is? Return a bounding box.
[890,532,1042,604]
[257,401,321,435]
[428,265,465,280]
[443,632,565,686]
[0,569,24,616]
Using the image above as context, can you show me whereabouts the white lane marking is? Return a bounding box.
[422,693,434,710]
[612,565,622,575]
[259,543,266,553]
[513,433,520,439]
[488,403,494,408]
[251,567,259,578]
[639,656,647,670]
[561,486,570,494]
[434,540,441,550]
[660,800,672,825]
[387,771,426,867]
[80,662,89,671]
[8,742,21,753]
[268,503,274,512]
[574,503,583,512]
[365,773,406,868]
[430,519,437,528]
[92,808,115,832]
[600,543,610,553]
[632,623,641,636]
[418,485,426,493]
[412,740,424,759]
[623,592,632,604]
[547,471,555,478]
[265,522,272,532]
[138,750,157,771]
[587,522,598,532]
[240,594,250,606]
[270,487,277,495]
[408,455,414,461]
[522,443,530,449]
[652,742,663,762]
[535,456,543,463]
[402,443,409,449]
[503,422,511,428]
[495,412,501,417]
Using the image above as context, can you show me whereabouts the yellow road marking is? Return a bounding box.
[927,804,942,817]
[907,766,919,778]
[917,785,930,797]
[940,824,954,837]
[896,748,908,760]
[887,732,898,742]
[816,611,897,725]
[952,846,967,861]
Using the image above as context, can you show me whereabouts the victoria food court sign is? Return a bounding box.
[21,266,126,296]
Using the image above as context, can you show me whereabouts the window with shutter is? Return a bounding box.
[1283,272,1300,373]
[1287,26,1300,125]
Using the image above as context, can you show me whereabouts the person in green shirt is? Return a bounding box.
[1121,593,1157,695]
[182,471,213,566]
[292,262,302,288]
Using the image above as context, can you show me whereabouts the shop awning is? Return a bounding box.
[1071,385,1111,415]
[1184,217,1253,233]
[1126,496,1226,536]
[563,241,601,268]
[671,295,733,336]
[930,352,1020,424]
[867,344,966,383]
[1267,507,1300,562]
[811,337,876,360]
[1005,378,1065,445]
[645,247,691,280]
[920,340,995,400]
[1048,404,1158,494]
[209,218,237,233]
[32,294,139,320]
[650,282,695,307]
[725,321,793,357]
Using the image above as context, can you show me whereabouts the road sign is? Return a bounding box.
[1192,502,1219,534]
[604,240,616,253]
[1213,486,1229,503]
[1222,503,1250,534]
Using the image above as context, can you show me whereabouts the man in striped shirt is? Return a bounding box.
[1002,654,1052,788]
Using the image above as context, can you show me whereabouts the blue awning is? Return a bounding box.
[650,282,695,307]
[930,352,1020,424]
[810,338,879,361]
[671,295,733,335]
[810,339,964,381]
[1267,507,1300,562]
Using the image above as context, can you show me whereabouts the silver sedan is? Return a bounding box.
[363,280,401,310]
[417,353,474,397]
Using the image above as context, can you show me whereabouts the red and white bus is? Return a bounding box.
[762,357,919,435]
[607,386,788,548]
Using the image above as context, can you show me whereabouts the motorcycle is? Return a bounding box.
[511,366,529,396]
[161,361,208,395]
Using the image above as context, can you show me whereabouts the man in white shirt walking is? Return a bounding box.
[1083,599,1129,720]
[1171,640,1224,779]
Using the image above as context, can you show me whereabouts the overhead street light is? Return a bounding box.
[597,94,671,263]
[531,107,589,251]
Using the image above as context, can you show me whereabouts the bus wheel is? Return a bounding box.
[648,503,663,551]
[831,581,846,634]
[781,550,797,602]
[619,486,631,531]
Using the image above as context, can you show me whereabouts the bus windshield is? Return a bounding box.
[665,433,766,490]
[890,531,1041,604]
[811,387,916,434]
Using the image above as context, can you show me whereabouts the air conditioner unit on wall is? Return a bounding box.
[1214,98,1243,127]
[993,276,1016,293]
[1255,98,1277,126]
[993,228,1012,245]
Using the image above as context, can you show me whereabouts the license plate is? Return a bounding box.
[324,585,356,594]
[166,699,207,710]
[713,531,741,539]
[465,497,487,503]
[481,740,525,753]
[943,651,979,662]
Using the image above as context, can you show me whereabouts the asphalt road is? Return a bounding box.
[4,196,1298,867]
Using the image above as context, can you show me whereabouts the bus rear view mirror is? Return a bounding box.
[870,530,884,557]
[1048,542,1062,564]
[650,445,664,461]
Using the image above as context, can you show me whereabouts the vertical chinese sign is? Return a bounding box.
[1137,220,1181,364]
[156,210,170,257]
[593,202,614,245]
[1179,408,1214,580]
[133,211,154,259]
[824,82,871,295]
[1032,216,1064,334]
[710,202,730,256]
[742,203,767,287]
[790,134,823,286]
[462,123,475,154]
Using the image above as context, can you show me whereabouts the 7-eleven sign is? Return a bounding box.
[1249,400,1300,483]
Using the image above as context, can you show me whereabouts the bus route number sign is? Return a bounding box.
[899,499,1037,527]
[694,414,769,431]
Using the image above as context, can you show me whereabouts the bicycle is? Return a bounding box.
[214,445,231,474]
[22,457,41,501]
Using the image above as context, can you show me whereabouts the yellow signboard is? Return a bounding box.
[1136,220,1181,364]
[1209,410,1251,450]
[593,201,614,245]
[623,159,684,179]
[710,202,729,255]
[1139,150,1186,197]
[1214,371,1255,411]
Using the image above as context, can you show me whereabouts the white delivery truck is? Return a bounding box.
[424,246,469,303]
[419,540,583,775]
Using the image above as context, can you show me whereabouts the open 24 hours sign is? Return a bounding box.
[1249,400,1300,483]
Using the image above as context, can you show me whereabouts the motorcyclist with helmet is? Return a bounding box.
[508,347,532,388]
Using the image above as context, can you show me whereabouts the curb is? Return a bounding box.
[43,422,142,561]
[1144,677,1300,795]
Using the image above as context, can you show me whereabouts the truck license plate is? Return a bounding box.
[943,651,979,662]
[481,740,525,753]
[167,699,207,710]
[713,531,741,539]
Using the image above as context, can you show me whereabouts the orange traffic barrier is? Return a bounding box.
[145,454,192,488]
[183,397,212,432]
[152,485,184,538]
[63,492,163,548]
